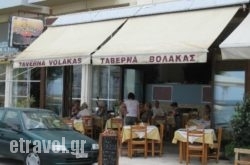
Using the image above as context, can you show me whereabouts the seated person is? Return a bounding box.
[139,102,144,117]
[96,101,106,117]
[71,100,80,119]
[140,102,153,124]
[170,102,181,130]
[201,104,211,128]
[77,102,91,118]
[152,100,165,124]
[187,104,211,129]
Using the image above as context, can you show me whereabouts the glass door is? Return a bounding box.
[45,67,63,116]
[0,65,6,106]
[123,69,143,102]
[213,71,245,128]
[92,66,121,113]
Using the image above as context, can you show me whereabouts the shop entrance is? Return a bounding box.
[45,65,82,117]
[123,68,143,102]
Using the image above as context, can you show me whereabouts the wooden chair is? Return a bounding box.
[186,128,206,165]
[129,125,148,158]
[82,116,93,138]
[207,127,222,163]
[110,118,123,143]
[148,123,164,156]
[63,118,73,128]
[111,118,123,130]
[110,118,126,156]
[166,115,175,139]
[93,116,104,139]
[234,148,250,165]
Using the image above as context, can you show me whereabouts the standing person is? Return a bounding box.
[170,102,181,130]
[71,100,80,119]
[119,102,127,125]
[124,92,140,125]
[201,104,211,128]
[203,104,211,121]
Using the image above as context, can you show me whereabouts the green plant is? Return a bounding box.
[225,141,235,158]
[16,96,35,108]
[225,95,250,158]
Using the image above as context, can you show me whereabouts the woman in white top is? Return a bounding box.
[124,92,139,125]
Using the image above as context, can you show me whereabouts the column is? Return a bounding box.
[81,64,92,108]
[4,64,13,107]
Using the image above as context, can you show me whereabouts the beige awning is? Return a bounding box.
[92,7,239,65]
[220,12,250,60]
[13,19,125,68]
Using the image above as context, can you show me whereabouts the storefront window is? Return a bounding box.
[46,67,63,116]
[123,69,143,102]
[213,71,245,128]
[72,65,81,100]
[0,65,6,106]
[92,66,121,112]
[12,68,40,107]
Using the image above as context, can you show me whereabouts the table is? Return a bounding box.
[122,125,160,143]
[93,116,105,138]
[105,117,123,129]
[152,116,166,125]
[73,119,85,134]
[122,125,161,157]
[172,128,216,164]
[187,119,211,129]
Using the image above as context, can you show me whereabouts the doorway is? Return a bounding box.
[123,68,144,102]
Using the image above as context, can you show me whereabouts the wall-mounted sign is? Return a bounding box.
[93,53,207,65]
[9,16,44,49]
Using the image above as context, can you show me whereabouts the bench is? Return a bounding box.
[234,148,250,165]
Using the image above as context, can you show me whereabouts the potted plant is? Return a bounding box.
[225,94,250,160]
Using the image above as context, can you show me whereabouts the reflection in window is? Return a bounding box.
[46,67,63,116]
[92,66,121,112]
[123,69,143,102]
[72,65,81,99]
[0,65,6,106]
[12,68,40,107]
[213,71,245,128]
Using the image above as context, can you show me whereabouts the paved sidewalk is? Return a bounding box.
[118,142,232,165]
[119,154,232,165]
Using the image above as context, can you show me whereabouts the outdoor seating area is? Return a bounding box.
[171,126,224,165]
[118,141,231,165]
[61,114,233,165]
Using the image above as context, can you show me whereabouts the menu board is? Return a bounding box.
[98,130,118,165]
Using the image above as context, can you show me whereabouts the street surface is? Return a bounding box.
[0,158,22,165]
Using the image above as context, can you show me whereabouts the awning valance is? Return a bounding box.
[13,19,125,68]
[92,7,239,65]
[220,12,250,60]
